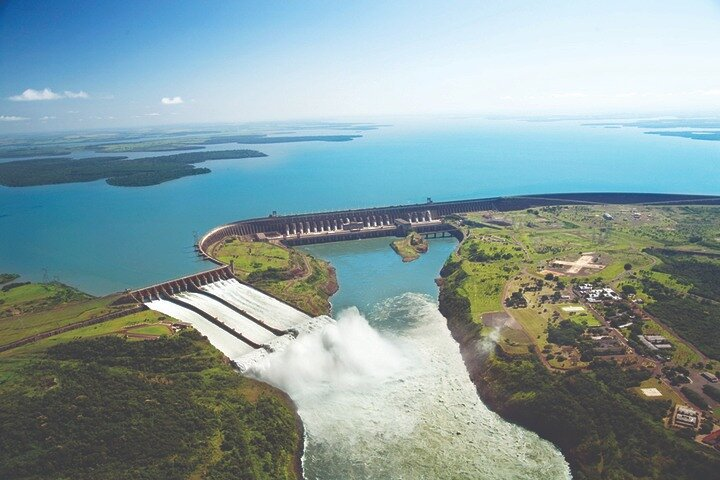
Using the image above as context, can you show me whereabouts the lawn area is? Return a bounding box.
[213,238,337,316]
[125,323,172,336]
[212,238,291,279]
[634,378,684,405]
[455,233,521,320]
[0,310,172,368]
[556,304,601,326]
[0,292,123,346]
[460,270,507,320]
[0,282,91,317]
[509,307,549,349]
[497,326,532,355]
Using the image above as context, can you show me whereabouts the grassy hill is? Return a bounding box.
[0,276,302,479]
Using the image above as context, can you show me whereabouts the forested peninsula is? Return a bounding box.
[0,150,267,187]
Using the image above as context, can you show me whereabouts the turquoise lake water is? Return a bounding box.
[0,118,718,294]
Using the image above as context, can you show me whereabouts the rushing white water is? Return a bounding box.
[246,293,571,479]
[176,291,278,345]
[145,298,255,358]
[202,279,311,330]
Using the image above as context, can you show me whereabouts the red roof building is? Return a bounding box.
[702,429,720,446]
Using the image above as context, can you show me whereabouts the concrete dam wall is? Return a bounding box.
[197,192,720,259]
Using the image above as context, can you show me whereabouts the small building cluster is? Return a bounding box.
[586,329,625,356]
[638,334,673,351]
[672,405,700,429]
[578,285,621,303]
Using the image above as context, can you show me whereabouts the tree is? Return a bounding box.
[621,284,637,295]
[624,263,633,271]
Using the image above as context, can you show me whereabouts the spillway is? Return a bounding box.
[175,291,278,346]
[146,298,256,358]
[201,278,311,330]
[141,270,316,362]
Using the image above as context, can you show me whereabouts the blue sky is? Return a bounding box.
[2,0,720,132]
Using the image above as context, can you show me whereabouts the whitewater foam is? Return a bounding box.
[247,293,571,479]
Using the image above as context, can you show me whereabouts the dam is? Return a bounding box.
[133,192,720,364]
[196,192,720,260]
[132,266,317,361]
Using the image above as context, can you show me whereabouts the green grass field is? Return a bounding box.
[213,238,337,316]
[0,282,91,317]
[556,304,601,326]
[634,378,684,405]
[0,290,123,346]
[125,323,172,336]
[213,239,291,278]
[497,326,533,355]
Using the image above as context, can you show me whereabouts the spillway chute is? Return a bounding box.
[140,270,318,363]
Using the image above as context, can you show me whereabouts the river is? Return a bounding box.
[248,237,571,479]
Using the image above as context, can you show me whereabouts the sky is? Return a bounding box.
[2,0,720,132]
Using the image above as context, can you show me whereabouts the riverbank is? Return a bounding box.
[437,208,720,479]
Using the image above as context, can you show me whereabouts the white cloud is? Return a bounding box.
[0,115,29,122]
[40,116,57,121]
[161,96,183,105]
[8,88,90,101]
[64,90,89,99]
[135,112,161,117]
[9,88,62,101]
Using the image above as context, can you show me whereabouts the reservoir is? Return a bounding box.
[1,118,719,295]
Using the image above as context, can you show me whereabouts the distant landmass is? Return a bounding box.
[584,119,720,129]
[0,147,73,159]
[91,134,362,152]
[200,134,361,145]
[0,150,267,187]
[645,131,720,142]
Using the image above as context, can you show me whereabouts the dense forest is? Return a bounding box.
[637,249,720,359]
[0,150,267,187]
[640,278,720,359]
[647,248,720,302]
[477,354,720,480]
[0,331,300,480]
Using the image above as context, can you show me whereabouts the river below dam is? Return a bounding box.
[248,237,571,479]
